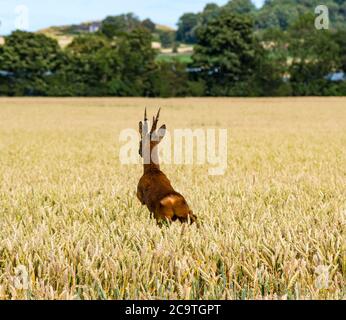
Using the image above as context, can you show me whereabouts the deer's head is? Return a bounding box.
[139,108,166,162]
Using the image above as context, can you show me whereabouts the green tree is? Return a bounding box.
[152,61,190,97]
[256,0,346,31]
[100,13,141,38]
[66,34,109,55]
[200,3,221,23]
[224,0,256,15]
[333,29,346,71]
[159,31,175,48]
[141,19,156,33]
[192,12,257,95]
[256,2,299,30]
[176,13,200,44]
[55,34,122,96]
[288,13,341,95]
[117,28,158,96]
[48,29,158,97]
[251,28,291,96]
[0,31,64,95]
[48,28,158,97]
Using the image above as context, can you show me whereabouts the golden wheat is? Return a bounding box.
[0,97,345,300]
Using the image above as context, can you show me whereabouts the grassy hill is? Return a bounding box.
[35,20,195,58]
[37,21,102,48]
[37,21,178,50]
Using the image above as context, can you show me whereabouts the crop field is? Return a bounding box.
[0,97,345,300]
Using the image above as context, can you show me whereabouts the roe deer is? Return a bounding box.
[137,108,197,224]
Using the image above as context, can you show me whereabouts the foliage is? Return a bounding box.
[48,35,122,96]
[159,30,176,48]
[192,12,257,95]
[175,4,222,44]
[224,0,256,15]
[176,13,200,44]
[200,3,221,24]
[176,0,346,34]
[66,34,109,55]
[152,61,190,97]
[141,18,156,33]
[256,0,346,31]
[116,28,158,96]
[0,3,345,97]
[250,28,292,96]
[0,31,64,95]
[287,14,341,95]
[333,29,346,72]
[100,13,142,38]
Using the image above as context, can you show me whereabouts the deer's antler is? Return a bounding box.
[143,107,149,136]
[144,107,148,121]
[150,108,161,134]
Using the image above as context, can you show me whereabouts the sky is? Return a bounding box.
[0,0,265,35]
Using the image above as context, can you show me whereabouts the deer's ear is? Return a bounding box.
[152,124,166,142]
[157,124,166,142]
[139,121,143,135]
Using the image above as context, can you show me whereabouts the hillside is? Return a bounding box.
[35,19,194,57]
[37,20,176,49]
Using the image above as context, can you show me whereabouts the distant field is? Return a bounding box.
[156,53,193,64]
[0,97,345,299]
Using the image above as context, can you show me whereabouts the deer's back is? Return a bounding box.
[138,169,177,212]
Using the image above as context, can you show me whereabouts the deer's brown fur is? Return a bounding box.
[137,108,196,224]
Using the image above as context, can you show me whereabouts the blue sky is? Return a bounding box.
[0,0,264,35]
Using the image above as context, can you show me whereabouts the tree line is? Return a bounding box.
[176,0,346,43]
[0,1,345,97]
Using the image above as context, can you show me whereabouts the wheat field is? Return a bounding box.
[0,97,345,300]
